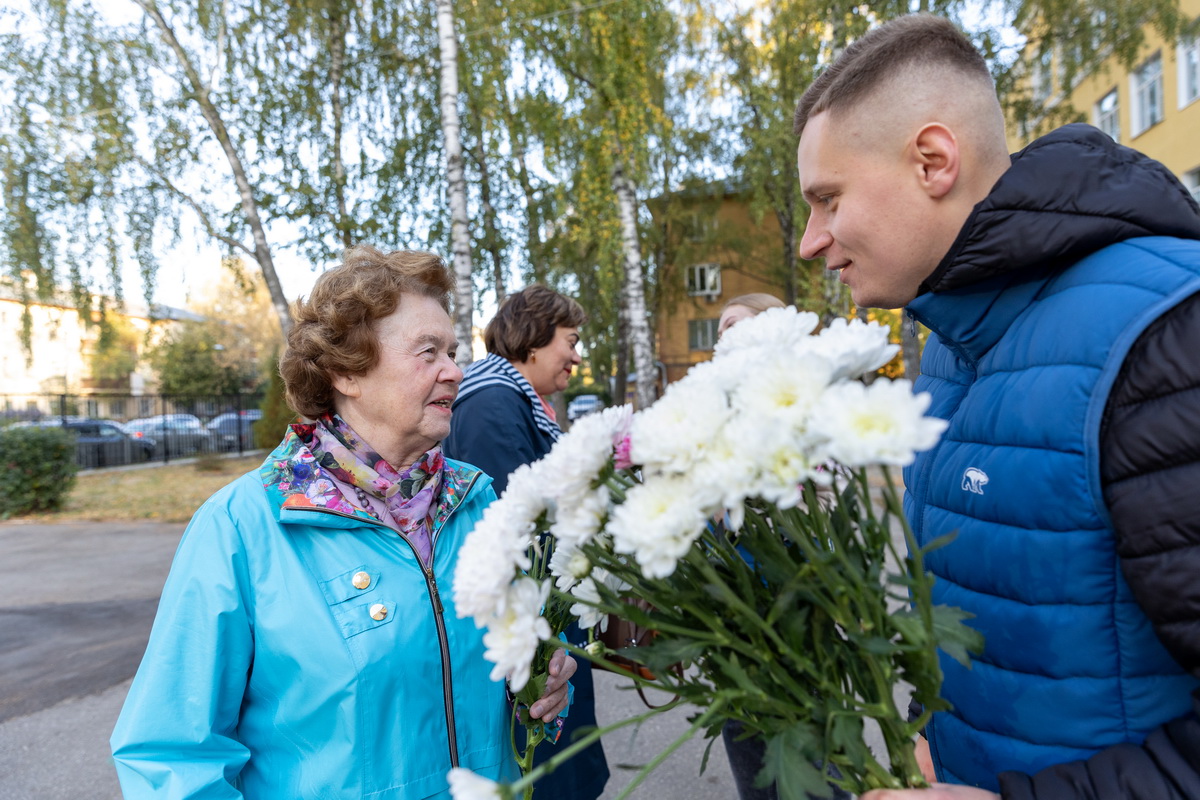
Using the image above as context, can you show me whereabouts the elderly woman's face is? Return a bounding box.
[332,293,462,466]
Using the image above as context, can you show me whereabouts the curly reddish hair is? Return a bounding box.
[279,246,454,419]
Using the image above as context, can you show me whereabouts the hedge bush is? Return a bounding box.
[255,359,297,450]
[0,426,79,517]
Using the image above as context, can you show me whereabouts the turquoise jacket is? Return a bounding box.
[111,432,518,798]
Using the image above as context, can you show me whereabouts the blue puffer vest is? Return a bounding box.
[901,125,1200,791]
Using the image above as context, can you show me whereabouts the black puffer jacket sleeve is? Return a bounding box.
[998,290,1200,800]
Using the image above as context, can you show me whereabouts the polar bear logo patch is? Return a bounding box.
[962,467,989,495]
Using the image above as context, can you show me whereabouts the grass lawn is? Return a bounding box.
[24,454,266,523]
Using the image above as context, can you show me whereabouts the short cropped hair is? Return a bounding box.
[484,285,587,363]
[722,293,786,315]
[280,246,454,419]
[794,15,992,135]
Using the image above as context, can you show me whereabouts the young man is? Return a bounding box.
[793,14,1200,800]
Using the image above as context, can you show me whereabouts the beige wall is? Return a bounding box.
[0,295,157,399]
[656,197,794,384]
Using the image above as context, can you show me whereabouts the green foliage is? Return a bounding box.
[0,426,78,517]
[148,323,246,397]
[89,310,142,383]
[255,357,295,450]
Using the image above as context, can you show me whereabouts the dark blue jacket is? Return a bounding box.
[905,125,1200,798]
[444,380,610,800]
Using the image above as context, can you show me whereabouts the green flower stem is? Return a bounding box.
[686,551,806,666]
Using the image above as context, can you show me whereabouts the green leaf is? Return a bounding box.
[761,724,831,800]
[931,605,985,667]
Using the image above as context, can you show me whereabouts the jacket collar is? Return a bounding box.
[909,124,1200,363]
[922,124,1200,297]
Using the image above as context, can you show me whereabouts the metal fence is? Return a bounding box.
[0,392,266,470]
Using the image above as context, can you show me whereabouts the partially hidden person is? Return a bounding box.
[716,292,851,800]
[443,284,609,800]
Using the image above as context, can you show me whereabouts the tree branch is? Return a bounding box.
[135,155,254,257]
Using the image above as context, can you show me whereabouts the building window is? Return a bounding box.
[688,318,720,351]
[686,263,721,297]
[1184,168,1200,206]
[1032,48,1054,104]
[1180,33,1200,108]
[1094,89,1120,142]
[1131,52,1163,136]
[682,211,716,242]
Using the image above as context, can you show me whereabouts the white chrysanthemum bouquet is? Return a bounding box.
[450,308,982,800]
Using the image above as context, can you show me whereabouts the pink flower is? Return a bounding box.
[614,434,634,470]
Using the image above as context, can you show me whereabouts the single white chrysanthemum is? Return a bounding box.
[567,576,605,628]
[481,577,551,691]
[753,433,825,508]
[812,379,947,467]
[729,352,833,429]
[447,767,503,800]
[549,541,593,592]
[569,567,629,628]
[549,484,610,551]
[608,474,708,578]
[453,501,534,626]
[811,317,899,381]
[629,384,732,474]
[686,420,764,527]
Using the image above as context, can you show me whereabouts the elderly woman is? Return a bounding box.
[111,247,574,799]
[444,285,608,800]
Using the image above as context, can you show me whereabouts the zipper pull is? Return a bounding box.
[429,576,445,616]
[905,309,918,338]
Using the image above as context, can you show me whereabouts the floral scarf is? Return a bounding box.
[307,412,444,565]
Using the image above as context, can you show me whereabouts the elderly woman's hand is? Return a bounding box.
[528,648,577,722]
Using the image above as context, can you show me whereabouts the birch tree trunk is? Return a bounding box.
[611,157,657,409]
[136,0,292,336]
[329,7,351,250]
[436,0,475,366]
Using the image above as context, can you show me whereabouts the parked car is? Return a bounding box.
[206,409,264,451]
[125,414,214,458]
[567,394,605,421]
[24,418,155,468]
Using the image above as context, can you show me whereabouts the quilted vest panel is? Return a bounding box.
[903,237,1200,790]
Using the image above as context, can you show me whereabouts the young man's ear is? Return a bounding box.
[911,123,960,200]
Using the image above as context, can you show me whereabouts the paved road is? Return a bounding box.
[0,521,181,800]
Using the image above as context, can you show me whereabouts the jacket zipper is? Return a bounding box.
[426,471,480,768]
[294,470,481,770]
